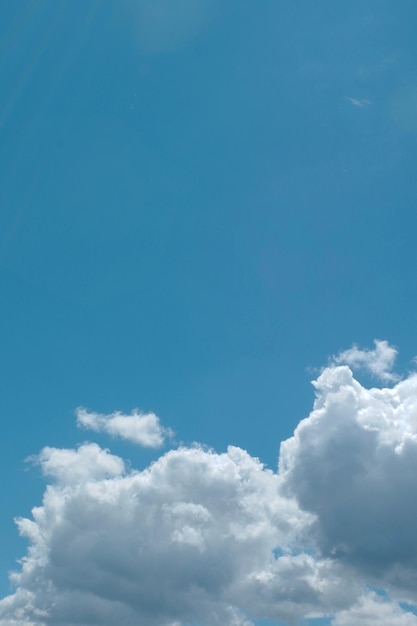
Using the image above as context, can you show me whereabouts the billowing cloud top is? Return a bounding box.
[37,442,125,484]
[76,407,172,447]
[332,339,399,382]
[2,342,417,625]
[280,363,417,590]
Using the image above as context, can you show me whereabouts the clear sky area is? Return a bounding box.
[1,1,417,624]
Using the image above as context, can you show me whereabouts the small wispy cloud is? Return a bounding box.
[331,339,399,382]
[345,96,371,107]
[76,407,173,447]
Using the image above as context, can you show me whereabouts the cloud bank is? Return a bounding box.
[1,342,417,625]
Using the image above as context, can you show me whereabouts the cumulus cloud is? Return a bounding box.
[332,339,399,382]
[280,363,417,598]
[35,443,125,484]
[76,407,172,447]
[2,342,417,625]
[1,445,332,626]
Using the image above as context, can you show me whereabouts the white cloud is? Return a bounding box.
[0,445,333,626]
[35,443,125,484]
[332,339,399,382]
[76,407,172,447]
[2,342,417,625]
[332,592,417,626]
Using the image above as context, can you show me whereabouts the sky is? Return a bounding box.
[1,1,417,624]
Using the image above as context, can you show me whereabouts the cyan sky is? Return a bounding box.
[1,1,417,622]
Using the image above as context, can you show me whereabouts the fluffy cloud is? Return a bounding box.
[35,443,124,484]
[332,339,399,382]
[280,362,417,598]
[2,342,417,625]
[76,407,172,447]
[1,445,336,626]
[332,592,417,626]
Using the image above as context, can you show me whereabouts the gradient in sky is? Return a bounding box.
[1,1,417,624]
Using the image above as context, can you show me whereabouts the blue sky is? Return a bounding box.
[1,2,417,625]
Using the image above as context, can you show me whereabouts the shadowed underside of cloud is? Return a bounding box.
[1,342,417,625]
[279,362,417,594]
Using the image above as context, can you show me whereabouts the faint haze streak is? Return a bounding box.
[345,96,372,107]
[0,4,66,134]
[0,1,102,263]
[131,0,221,54]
